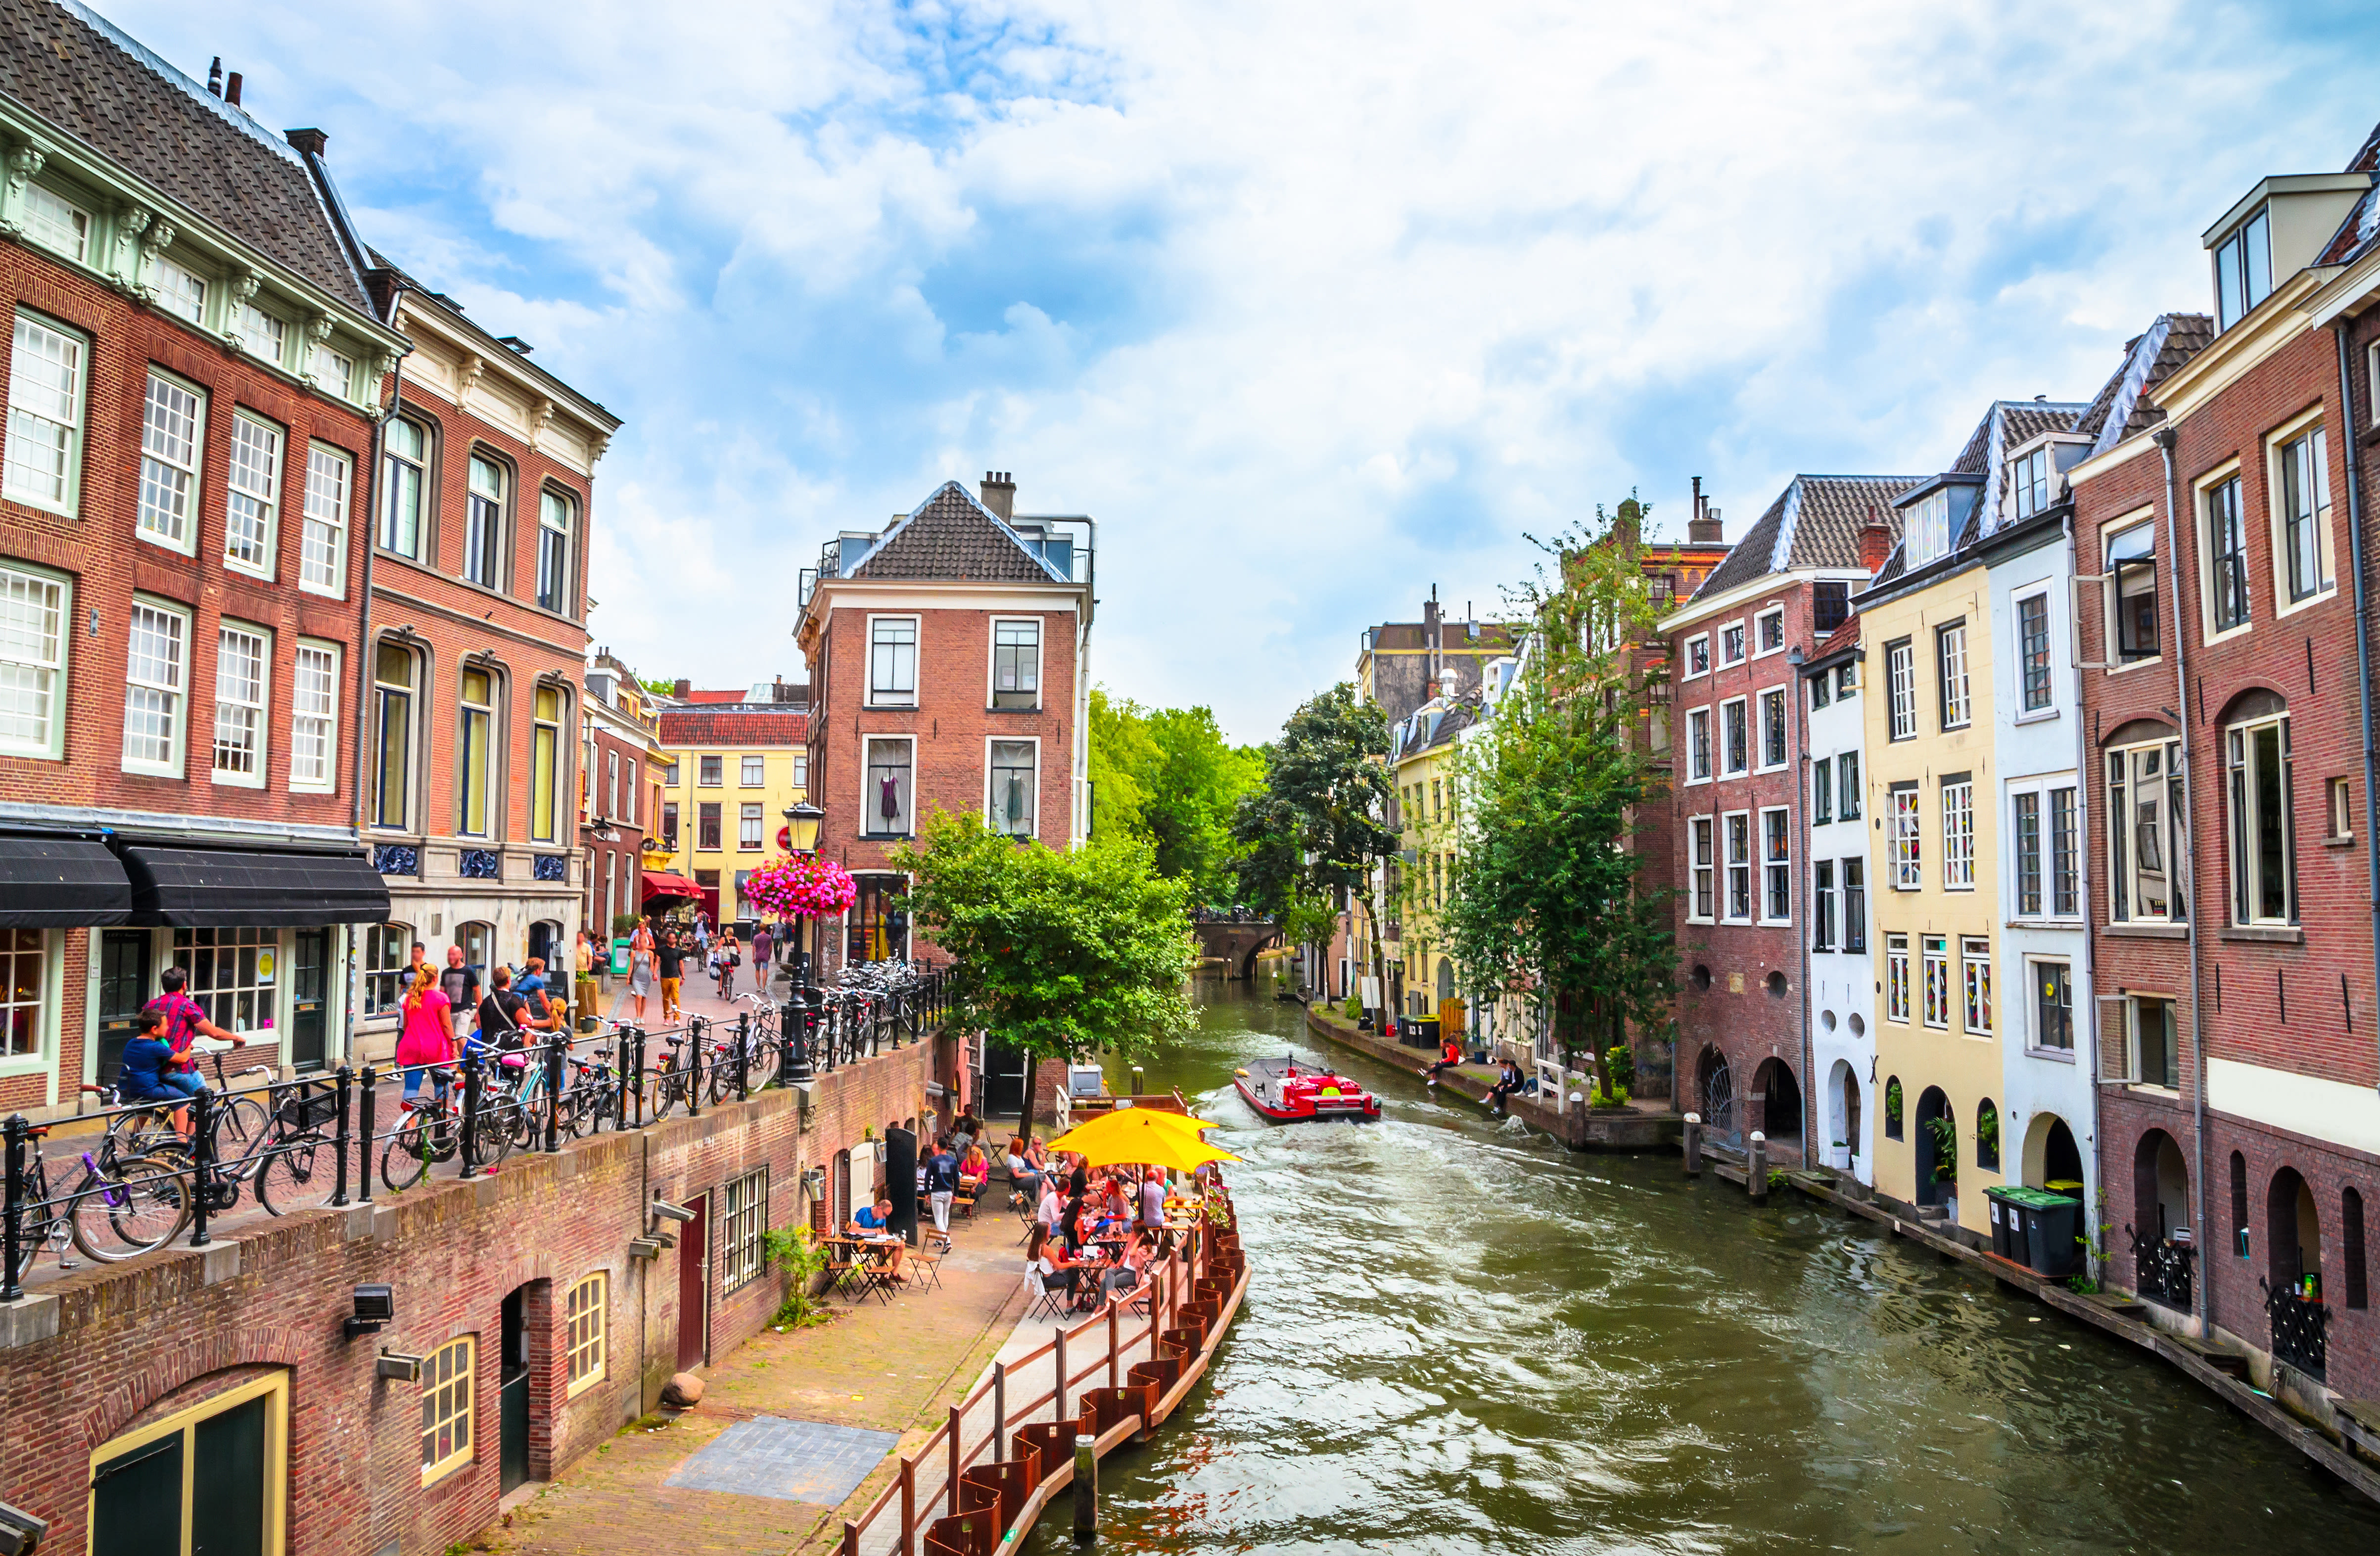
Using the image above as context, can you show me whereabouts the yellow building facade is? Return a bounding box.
[653,701,810,929]
[1389,703,1468,1028]
[1860,511,2006,1236]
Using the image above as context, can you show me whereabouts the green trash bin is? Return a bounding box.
[1984,1186,2022,1261]
[2008,1187,2080,1278]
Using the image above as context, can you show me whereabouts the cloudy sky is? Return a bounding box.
[102,0,2380,742]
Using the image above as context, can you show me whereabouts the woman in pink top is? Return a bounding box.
[394,966,454,1103]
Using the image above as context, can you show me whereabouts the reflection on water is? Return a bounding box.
[1059,977,2380,1555]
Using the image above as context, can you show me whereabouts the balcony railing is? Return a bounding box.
[2128,1225,2193,1313]
[2262,1276,2328,1380]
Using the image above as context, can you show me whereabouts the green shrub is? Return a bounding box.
[763,1226,834,1328]
[1603,1044,1636,1095]
[1340,997,1362,1021]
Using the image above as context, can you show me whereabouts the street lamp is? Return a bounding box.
[784,799,824,855]
[782,800,827,1084]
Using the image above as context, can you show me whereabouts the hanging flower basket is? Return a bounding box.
[741,855,858,919]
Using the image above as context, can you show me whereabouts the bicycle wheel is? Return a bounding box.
[71,1154,192,1261]
[381,1119,432,1191]
[210,1092,270,1165]
[465,1097,514,1171]
[649,1065,683,1120]
[254,1131,341,1216]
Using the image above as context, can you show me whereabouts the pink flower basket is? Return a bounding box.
[740,855,859,919]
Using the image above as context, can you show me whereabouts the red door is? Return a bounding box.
[676,1194,708,1371]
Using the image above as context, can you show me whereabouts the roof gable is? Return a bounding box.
[849,481,1068,585]
[1695,475,1918,601]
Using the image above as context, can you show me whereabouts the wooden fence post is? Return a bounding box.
[993,1360,1008,1463]
[947,1404,961,1515]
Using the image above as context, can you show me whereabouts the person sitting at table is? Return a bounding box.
[958,1143,990,1199]
[1138,1166,1168,1230]
[848,1195,910,1282]
[1101,1229,1156,1299]
[1027,1224,1096,1310]
[1005,1138,1043,1206]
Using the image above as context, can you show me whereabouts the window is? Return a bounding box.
[152,257,207,323]
[1906,488,1952,568]
[1961,936,1992,1033]
[373,643,414,828]
[1922,934,1951,1029]
[1884,1074,1904,1139]
[537,489,572,613]
[1689,817,1715,921]
[20,183,87,261]
[362,923,411,1016]
[606,748,619,820]
[1813,860,1836,950]
[1755,607,1785,654]
[87,1373,287,1556]
[993,619,1040,708]
[1686,708,1711,781]
[2010,447,2051,521]
[1762,807,1790,922]
[2213,206,2271,331]
[0,926,42,1058]
[2017,592,2052,712]
[2331,776,2355,840]
[990,739,1036,836]
[2276,425,2333,604]
[2107,519,2158,661]
[1842,859,1867,952]
[420,1335,475,1483]
[2050,785,2078,915]
[1685,635,1710,677]
[2346,1188,2369,1311]
[1889,784,1921,888]
[1813,581,1850,635]
[1810,670,1831,711]
[2205,474,2249,633]
[1724,812,1752,922]
[1720,623,1745,665]
[5,311,85,512]
[122,599,187,774]
[1885,934,1910,1022]
[2013,790,2042,915]
[741,755,765,787]
[697,801,722,851]
[236,301,285,364]
[1942,778,1973,888]
[1886,639,1915,738]
[464,456,503,587]
[2032,960,2072,1051]
[2226,711,2295,925]
[724,1167,769,1290]
[1936,622,1970,730]
[2108,739,2186,923]
[793,750,808,790]
[1838,751,1861,821]
[1813,756,1833,824]
[1760,687,1787,769]
[566,1273,607,1396]
[1837,659,1858,696]
[223,413,282,575]
[865,737,914,835]
[531,686,561,843]
[458,667,494,836]
[0,562,65,757]
[1722,698,1748,775]
[869,617,918,705]
[699,754,723,787]
[662,759,681,786]
[1975,1099,2001,1172]
[2230,1150,2249,1256]
[661,801,680,849]
[737,802,763,851]
[174,927,278,1033]
[379,418,424,558]
[136,371,202,547]
[2132,996,2179,1089]
[298,444,351,595]
[311,342,354,397]
[210,624,268,784]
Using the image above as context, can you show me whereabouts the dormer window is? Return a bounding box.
[2213,206,2272,331]
[1905,489,1952,568]
[2010,447,2052,520]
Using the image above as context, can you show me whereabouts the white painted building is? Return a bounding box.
[1803,625,1877,1181]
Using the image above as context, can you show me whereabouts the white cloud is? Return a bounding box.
[101,0,2377,741]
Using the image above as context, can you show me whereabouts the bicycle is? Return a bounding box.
[561,1042,620,1139]
[2,1122,190,1288]
[379,1066,511,1191]
[240,1078,345,1216]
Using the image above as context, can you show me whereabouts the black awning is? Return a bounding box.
[0,837,131,927]
[119,845,392,927]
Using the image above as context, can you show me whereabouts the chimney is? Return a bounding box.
[207,57,222,95]
[1860,505,1892,579]
[284,128,328,157]
[1688,476,1724,544]
[225,72,242,107]
[671,678,692,699]
[980,470,1016,521]
[1422,590,1443,698]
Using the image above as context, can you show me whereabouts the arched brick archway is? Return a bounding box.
[81,1327,308,1447]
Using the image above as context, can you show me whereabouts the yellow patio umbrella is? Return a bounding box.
[1045,1107,1242,1171]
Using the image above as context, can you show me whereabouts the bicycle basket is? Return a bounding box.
[276,1085,341,1132]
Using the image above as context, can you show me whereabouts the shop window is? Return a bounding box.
[173,928,279,1037]
[363,924,412,1017]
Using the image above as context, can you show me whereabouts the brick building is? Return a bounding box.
[350,259,618,1050]
[652,690,808,934]
[0,0,410,1113]
[1663,474,1914,1156]
[580,648,664,945]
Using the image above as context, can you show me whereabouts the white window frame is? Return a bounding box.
[2013,585,2056,718]
[1936,621,1971,731]
[299,443,350,598]
[2107,737,2186,926]
[723,1167,769,1291]
[2197,461,2250,642]
[0,559,69,760]
[1718,620,1747,667]
[1813,754,1833,825]
[1720,696,1749,777]
[2029,957,2075,1055]
[2266,409,2336,616]
[1885,638,1915,739]
[19,181,89,264]
[1753,605,1787,658]
[740,754,766,787]
[739,801,765,852]
[536,487,573,614]
[867,615,920,708]
[1837,750,1862,821]
[1812,858,1836,950]
[5,309,88,517]
[150,255,209,325]
[1685,706,1712,783]
[2101,509,2162,671]
[2009,445,2052,522]
[1682,633,1710,679]
[861,733,918,837]
[210,620,270,788]
[235,300,287,366]
[1921,933,1951,1030]
[135,368,204,552]
[1905,488,1952,569]
[1941,777,1974,890]
[378,416,426,560]
[224,410,284,579]
[1885,933,1911,1023]
[1960,935,1992,1035]
[988,617,1043,710]
[1889,783,1921,889]
[1759,805,1791,925]
[1722,810,1753,924]
[0,926,55,1073]
[121,595,189,777]
[2225,710,2296,928]
[464,454,505,589]
[2010,786,2044,918]
[986,734,1040,838]
[312,341,355,399]
[1757,686,1789,772]
[289,639,339,793]
[1687,815,1715,923]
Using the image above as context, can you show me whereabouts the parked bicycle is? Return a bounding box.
[2,1121,189,1289]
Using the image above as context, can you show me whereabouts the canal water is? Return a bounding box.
[1063,977,2380,1554]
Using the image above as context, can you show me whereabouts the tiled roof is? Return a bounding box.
[850,481,1066,584]
[657,709,807,747]
[2074,316,2213,455]
[1809,616,1861,662]
[0,0,371,311]
[1694,476,1919,600]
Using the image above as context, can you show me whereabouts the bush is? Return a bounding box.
[763,1226,834,1328]
[1340,997,1362,1021]
[1603,1044,1636,1096]
[1590,1084,1632,1109]
[610,912,643,937]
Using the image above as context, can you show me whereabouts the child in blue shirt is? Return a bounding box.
[117,1007,190,1104]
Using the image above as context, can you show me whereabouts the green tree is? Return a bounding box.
[1443,502,1675,1099]
[639,678,677,699]
[892,811,1196,1138]
[1232,683,1401,981]
[1090,691,1264,902]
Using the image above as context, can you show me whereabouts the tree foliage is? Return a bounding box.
[1089,690,1264,904]
[1443,501,1676,1095]
[891,811,1197,1132]
[1232,683,1401,948]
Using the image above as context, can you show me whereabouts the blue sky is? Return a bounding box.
[97,0,2380,742]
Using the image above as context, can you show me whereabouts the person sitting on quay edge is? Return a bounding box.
[849,1195,910,1282]
[1422,1033,1463,1087]
[1490,1059,1525,1114]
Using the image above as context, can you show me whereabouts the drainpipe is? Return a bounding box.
[345,286,409,1065]
[1791,642,1812,1162]
[2331,320,2380,1098]
[2154,425,2210,1333]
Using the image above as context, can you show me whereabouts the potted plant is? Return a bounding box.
[1924,1113,1959,1223]
[1828,1139,1851,1171]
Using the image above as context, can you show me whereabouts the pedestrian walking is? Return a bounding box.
[394,966,454,1103]
[751,924,773,981]
[656,932,685,1022]
[626,919,655,1022]
[717,929,742,1001]
[926,1135,960,1234]
[439,946,481,1042]
[693,914,710,956]
[573,929,599,1034]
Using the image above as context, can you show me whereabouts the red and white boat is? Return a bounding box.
[1234,1054,1381,1122]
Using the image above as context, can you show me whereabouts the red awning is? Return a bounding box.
[641,870,702,902]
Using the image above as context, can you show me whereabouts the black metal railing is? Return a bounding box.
[2127,1225,2194,1312]
[0,964,954,1295]
[2262,1277,2328,1380]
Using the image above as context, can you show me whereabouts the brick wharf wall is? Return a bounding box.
[1668,579,1814,1149]
[0,1035,954,1556]
[0,245,376,1112]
